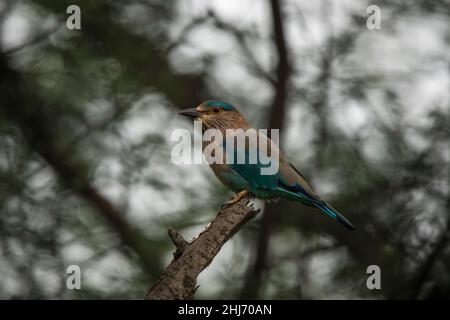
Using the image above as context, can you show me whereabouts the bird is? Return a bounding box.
[178,100,356,230]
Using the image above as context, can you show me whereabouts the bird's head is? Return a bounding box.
[178,100,249,130]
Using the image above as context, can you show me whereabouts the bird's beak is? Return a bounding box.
[178,108,201,118]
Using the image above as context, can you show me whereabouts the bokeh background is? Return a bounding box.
[0,0,449,299]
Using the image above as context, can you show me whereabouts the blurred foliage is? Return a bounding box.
[0,0,449,299]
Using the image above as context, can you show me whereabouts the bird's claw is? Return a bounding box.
[221,202,232,210]
[220,190,250,210]
[220,190,253,210]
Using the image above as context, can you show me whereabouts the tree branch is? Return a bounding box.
[145,198,260,300]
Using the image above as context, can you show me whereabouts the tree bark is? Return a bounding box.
[145,197,259,300]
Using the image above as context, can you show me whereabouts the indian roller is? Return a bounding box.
[179,100,356,230]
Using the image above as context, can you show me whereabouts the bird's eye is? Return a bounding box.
[213,108,221,113]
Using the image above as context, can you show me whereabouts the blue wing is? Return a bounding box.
[221,134,356,230]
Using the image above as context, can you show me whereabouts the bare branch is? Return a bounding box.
[145,198,260,300]
[168,227,189,259]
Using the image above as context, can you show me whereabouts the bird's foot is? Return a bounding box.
[221,201,238,210]
[221,190,250,210]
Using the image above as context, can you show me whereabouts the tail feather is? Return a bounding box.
[275,185,356,230]
[315,202,356,231]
